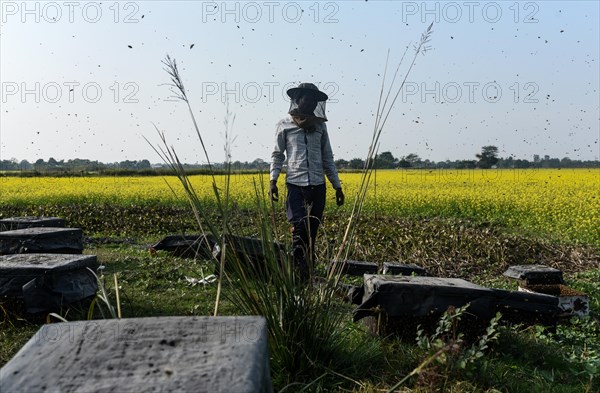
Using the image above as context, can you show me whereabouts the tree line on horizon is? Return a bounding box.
[1,146,598,173]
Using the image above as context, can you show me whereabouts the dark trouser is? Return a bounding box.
[286,183,326,279]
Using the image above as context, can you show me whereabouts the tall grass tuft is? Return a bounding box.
[149,56,383,389]
[47,268,122,322]
[333,22,434,270]
[149,23,434,387]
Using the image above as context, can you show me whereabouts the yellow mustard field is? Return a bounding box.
[1,169,598,244]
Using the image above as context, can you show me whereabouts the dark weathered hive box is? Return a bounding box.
[151,234,217,258]
[355,275,495,319]
[382,262,430,276]
[212,235,286,278]
[0,253,98,313]
[503,265,588,317]
[0,316,273,393]
[0,217,66,231]
[0,227,83,255]
[520,284,589,317]
[354,275,560,337]
[329,260,379,276]
[503,264,564,286]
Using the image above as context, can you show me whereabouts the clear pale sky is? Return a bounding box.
[1,0,598,164]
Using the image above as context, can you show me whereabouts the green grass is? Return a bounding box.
[92,246,231,317]
[0,321,38,367]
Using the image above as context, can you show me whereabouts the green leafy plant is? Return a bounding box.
[387,304,502,391]
[85,268,121,319]
[534,317,599,392]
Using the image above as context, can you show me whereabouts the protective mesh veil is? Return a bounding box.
[288,98,327,122]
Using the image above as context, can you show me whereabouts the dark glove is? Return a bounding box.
[270,180,279,202]
[335,188,345,206]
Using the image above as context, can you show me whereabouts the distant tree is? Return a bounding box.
[335,158,349,169]
[476,146,499,169]
[514,159,531,169]
[422,159,436,168]
[560,157,573,168]
[119,160,137,169]
[138,159,151,170]
[34,159,46,171]
[251,158,268,170]
[499,156,513,168]
[7,153,596,174]
[349,158,365,169]
[457,160,477,169]
[405,153,422,168]
[397,158,411,168]
[19,159,32,170]
[375,151,398,169]
[0,160,18,170]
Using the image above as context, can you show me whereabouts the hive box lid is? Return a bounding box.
[0,254,98,297]
[0,228,83,255]
[329,260,379,276]
[354,275,495,321]
[382,262,430,276]
[0,316,272,393]
[0,227,81,238]
[503,265,564,284]
[0,253,96,272]
[0,217,66,231]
